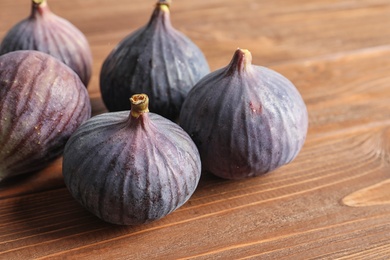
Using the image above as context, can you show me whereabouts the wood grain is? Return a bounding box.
[1,0,390,259]
[343,179,390,207]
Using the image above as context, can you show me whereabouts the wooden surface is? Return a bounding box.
[1,0,390,259]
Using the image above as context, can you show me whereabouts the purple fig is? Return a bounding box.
[179,49,308,180]
[62,94,201,225]
[100,0,210,121]
[0,50,91,182]
[0,0,93,86]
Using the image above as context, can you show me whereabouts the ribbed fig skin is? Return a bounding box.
[62,108,201,225]
[0,1,93,86]
[100,3,210,120]
[179,49,308,180]
[0,50,91,181]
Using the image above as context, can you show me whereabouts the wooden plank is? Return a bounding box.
[272,46,390,138]
[0,125,389,259]
[2,0,390,97]
[1,0,390,259]
[1,47,390,257]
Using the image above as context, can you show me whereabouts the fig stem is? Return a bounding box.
[226,48,253,75]
[130,94,150,118]
[147,0,172,29]
[159,4,170,12]
[236,48,252,70]
[157,0,172,7]
[240,49,252,69]
[32,0,47,6]
[156,0,171,13]
[156,0,171,12]
[31,0,49,16]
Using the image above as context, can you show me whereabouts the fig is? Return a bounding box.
[100,0,210,121]
[179,49,308,180]
[0,50,91,181]
[62,94,201,225]
[0,0,93,86]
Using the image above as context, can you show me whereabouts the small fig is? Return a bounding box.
[0,50,91,181]
[0,0,93,86]
[62,94,201,225]
[179,49,308,180]
[100,0,210,120]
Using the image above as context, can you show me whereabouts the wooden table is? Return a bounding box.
[1,0,390,259]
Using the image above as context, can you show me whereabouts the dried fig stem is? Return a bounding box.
[130,94,150,118]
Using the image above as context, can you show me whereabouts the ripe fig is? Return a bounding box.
[0,50,91,181]
[100,0,210,121]
[0,0,93,86]
[62,94,201,225]
[179,49,308,180]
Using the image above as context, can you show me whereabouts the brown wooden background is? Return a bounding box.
[1,0,390,259]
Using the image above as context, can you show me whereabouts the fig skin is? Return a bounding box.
[0,50,91,182]
[62,94,201,225]
[179,49,308,180]
[0,0,93,86]
[100,1,210,121]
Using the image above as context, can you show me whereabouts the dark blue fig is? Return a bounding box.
[179,49,308,180]
[0,0,93,86]
[62,94,201,225]
[0,50,91,182]
[100,1,210,121]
